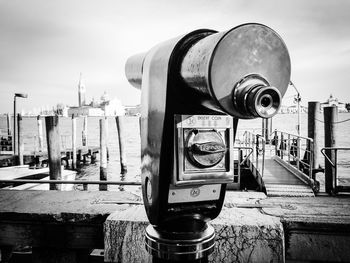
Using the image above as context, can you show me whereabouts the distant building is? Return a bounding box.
[78,73,86,107]
[67,75,125,117]
[321,94,347,112]
[68,106,104,116]
[278,104,307,114]
[125,105,141,116]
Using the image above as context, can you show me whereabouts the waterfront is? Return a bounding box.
[1,113,350,192]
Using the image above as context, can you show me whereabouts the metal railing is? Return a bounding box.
[321,147,350,193]
[237,131,266,178]
[272,130,314,178]
[0,179,141,191]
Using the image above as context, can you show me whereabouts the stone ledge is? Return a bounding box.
[104,205,284,263]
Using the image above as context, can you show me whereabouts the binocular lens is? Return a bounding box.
[250,86,281,118]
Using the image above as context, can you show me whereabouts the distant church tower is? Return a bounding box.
[78,73,86,107]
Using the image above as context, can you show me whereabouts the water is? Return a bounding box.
[1,113,350,190]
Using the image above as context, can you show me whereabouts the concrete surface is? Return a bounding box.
[104,192,284,263]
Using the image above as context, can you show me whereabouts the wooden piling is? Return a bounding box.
[308,102,322,170]
[116,116,127,173]
[45,116,62,190]
[37,115,44,152]
[99,118,107,191]
[72,115,77,170]
[6,113,11,136]
[105,117,109,161]
[17,114,24,165]
[82,115,88,147]
[324,106,338,194]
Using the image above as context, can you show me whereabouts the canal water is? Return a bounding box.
[1,113,350,192]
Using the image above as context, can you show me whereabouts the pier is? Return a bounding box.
[0,190,349,262]
[0,110,350,262]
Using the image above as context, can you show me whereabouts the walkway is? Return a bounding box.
[262,157,315,197]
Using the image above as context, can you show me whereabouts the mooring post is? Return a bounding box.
[324,106,338,194]
[6,113,11,136]
[17,114,24,165]
[274,130,278,156]
[105,117,109,161]
[45,116,62,190]
[82,115,88,147]
[37,115,44,152]
[116,115,128,173]
[99,118,107,191]
[72,115,77,170]
[308,101,322,172]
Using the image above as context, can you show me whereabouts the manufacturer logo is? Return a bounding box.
[190,187,200,197]
[186,117,196,126]
[191,142,226,154]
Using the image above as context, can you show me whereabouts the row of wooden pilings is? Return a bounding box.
[13,114,128,190]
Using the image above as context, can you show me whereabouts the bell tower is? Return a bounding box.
[78,73,86,107]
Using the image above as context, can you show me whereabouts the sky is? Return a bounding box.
[0,0,350,114]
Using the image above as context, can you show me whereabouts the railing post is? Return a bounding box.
[17,114,24,165]
[99,118,108,191]
[274,130,278,156]
[296,137,300,170]
[280,133,284,159]
[287,134,291,164]
[309,141,314,180]
[324,106,338,194]
[45,116,61,190]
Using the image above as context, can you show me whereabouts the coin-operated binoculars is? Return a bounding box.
[126,23,290,262]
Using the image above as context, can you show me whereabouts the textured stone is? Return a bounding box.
[104,206,150,263]
[104,205,284,263]
[210,207,284,263]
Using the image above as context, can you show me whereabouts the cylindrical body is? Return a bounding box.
[125,24,291,120]
[261,118,270,142]
[116,116,128,173]
[324,106,338,193]
[45,116,62,190]
[37,115,44,152]
[180,25,290,118]
[308,102,322,170]
[17,114,24,165]
[125,52,146,90]
[72,115,77,169]
[99,118,107,191]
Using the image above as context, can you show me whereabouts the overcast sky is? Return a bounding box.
[1,0,349,113]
